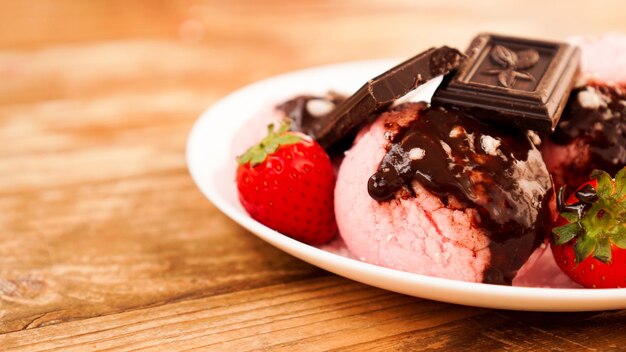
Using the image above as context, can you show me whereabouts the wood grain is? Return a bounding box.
[2,276,625,351]
[1,0,626,350]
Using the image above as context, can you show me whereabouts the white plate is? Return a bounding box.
[186,59,626,311]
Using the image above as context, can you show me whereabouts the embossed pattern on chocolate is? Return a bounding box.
[433,33,581,132]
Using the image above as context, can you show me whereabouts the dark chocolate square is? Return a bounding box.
[433,33,581,132]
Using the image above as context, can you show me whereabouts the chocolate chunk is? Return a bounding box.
[433,33,581,132]
[276,93,346,133]
[293,46,465,149]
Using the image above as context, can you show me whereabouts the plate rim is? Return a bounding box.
[186,59,626,312]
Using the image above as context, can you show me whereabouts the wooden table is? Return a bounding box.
[2,1,626,350]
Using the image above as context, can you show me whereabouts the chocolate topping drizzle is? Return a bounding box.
[368,103,552,285]
[550,83,626,185]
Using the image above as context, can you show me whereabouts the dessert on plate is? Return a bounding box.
[234,32,626,288]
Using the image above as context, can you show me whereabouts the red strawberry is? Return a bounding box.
[551,168,626,288]
[236,122,337,245]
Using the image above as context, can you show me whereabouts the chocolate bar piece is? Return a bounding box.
[433,33,581,132]
[295,46,465,149]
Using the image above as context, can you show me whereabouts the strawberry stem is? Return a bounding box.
[237,121,301,166]
[552,168,626,263]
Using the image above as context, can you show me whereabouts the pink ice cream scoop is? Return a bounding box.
[335,103,553,285]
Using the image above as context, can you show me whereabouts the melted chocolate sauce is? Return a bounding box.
[368,103,552,285]
[550,83,626,186]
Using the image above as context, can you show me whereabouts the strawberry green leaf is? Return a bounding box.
[250,151,266,165]
[612,226,626,249]
[277,122,289,134]
[590,169,614,198]
[560,212,578,223]
[615,167,626,199]
[573,235,595,264]
[263,139,280,154]
[236,122,302,167]
[237,145,261,165]
[275,134,302,145]
[552,222,582,245]
[593,238,612,263]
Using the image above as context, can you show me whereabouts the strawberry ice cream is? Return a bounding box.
[335,103,553,285]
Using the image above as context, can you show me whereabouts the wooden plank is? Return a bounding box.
[3,277,625,351]
[0,277,484,351]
